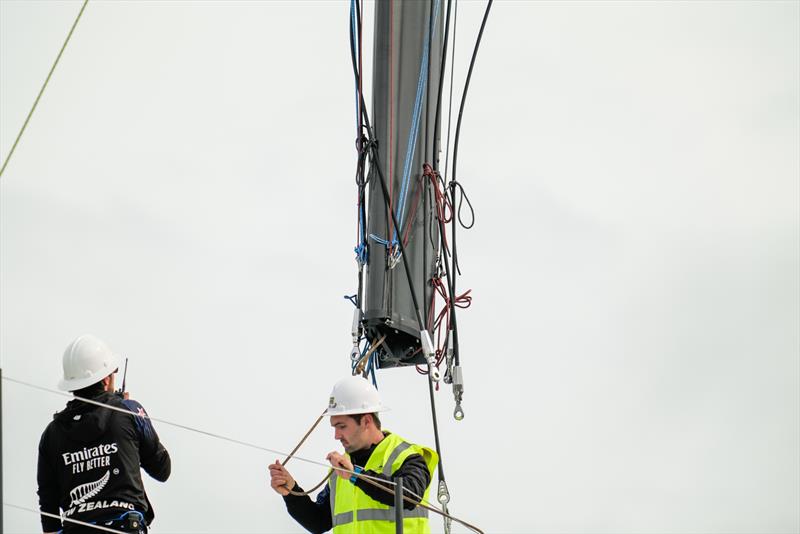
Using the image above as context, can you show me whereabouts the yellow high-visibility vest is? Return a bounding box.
[329,431,438,533]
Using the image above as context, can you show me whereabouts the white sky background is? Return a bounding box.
[1,1,798,533]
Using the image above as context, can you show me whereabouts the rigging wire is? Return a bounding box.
[444,0,458,182]
[451,0,493,189]
[2,375,416,493]
[448,0,493,369]
[3,503,123,534]
[0,0,89,179]
[433,0,454,162]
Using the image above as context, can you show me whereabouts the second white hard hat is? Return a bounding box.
[58,334,122,392]
[323,375,389,416]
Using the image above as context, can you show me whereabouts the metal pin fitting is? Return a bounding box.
[421,330,436,359]
[452,365,464,393]
[351,308,362,343]
[443,330,455,384]
[420,330,441,381]
[452,365,464,420]
[437,480,451,504]
[446,330,454,359]
[429,365,441,382]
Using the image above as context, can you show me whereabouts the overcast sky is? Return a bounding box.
[1,1,798,533]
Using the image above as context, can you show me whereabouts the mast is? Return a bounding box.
[363,0,444,368]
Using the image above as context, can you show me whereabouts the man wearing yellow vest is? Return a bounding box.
[269,376,438,533]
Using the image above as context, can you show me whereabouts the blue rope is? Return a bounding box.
[368,233,399,257]
[344,294,359,307]
[393,0,442,243]
[355,200,368,264]
[367,352,378,387]
[354,241,368,264]
[350,0,360,136]
[352,340,370,374]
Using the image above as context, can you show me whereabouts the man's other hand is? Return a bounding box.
[326,451,354,481]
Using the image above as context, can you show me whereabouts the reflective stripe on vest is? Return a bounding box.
[382,441,411,475]
[332,511,353,526]
[333,506,429,526]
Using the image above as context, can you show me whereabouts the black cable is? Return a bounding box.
[352,0,367,310]
[433,0,454,162]
[349,0,373,136]
[444,0,458,182]
[449,0,492,367]
[451,0,493,187]
[423,0,448,489]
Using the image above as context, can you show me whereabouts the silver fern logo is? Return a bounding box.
[69,470,110,506]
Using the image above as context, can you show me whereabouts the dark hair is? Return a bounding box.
[349,412,381,430]
[72,380,106,398]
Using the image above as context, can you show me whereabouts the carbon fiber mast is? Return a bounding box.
[362,0,444,368]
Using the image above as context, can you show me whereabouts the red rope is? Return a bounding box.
[418,273,472,381]
[423,163,453,254]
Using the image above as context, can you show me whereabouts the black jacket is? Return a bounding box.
[283,433,431,534]
[37,392,171,532]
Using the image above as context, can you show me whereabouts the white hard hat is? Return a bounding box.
[323,375,389,416]
[58,334,122,392]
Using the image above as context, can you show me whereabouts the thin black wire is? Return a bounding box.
[449,0,492,368]
[353,1,369,310]
[423,0,447,489]
[433,0,454,163]
[451,0,493,188]
[444,0,458,182]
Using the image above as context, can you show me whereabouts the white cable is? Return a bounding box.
[4,502,124,533]
[2,375,418,492]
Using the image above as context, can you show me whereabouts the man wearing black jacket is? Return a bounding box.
[37,334,171,533]
[269,376,437,533]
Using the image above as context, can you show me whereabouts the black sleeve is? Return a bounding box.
[282,482,333,533]
[354,453,431,510]
[123,400,171,481]
[36,430,63,533]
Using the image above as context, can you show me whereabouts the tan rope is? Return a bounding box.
[0,0,89,179]
[280,411,332,497]
[354,334,386,375]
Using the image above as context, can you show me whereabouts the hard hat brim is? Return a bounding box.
[323,404,391,417]
[57,351,123,392]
